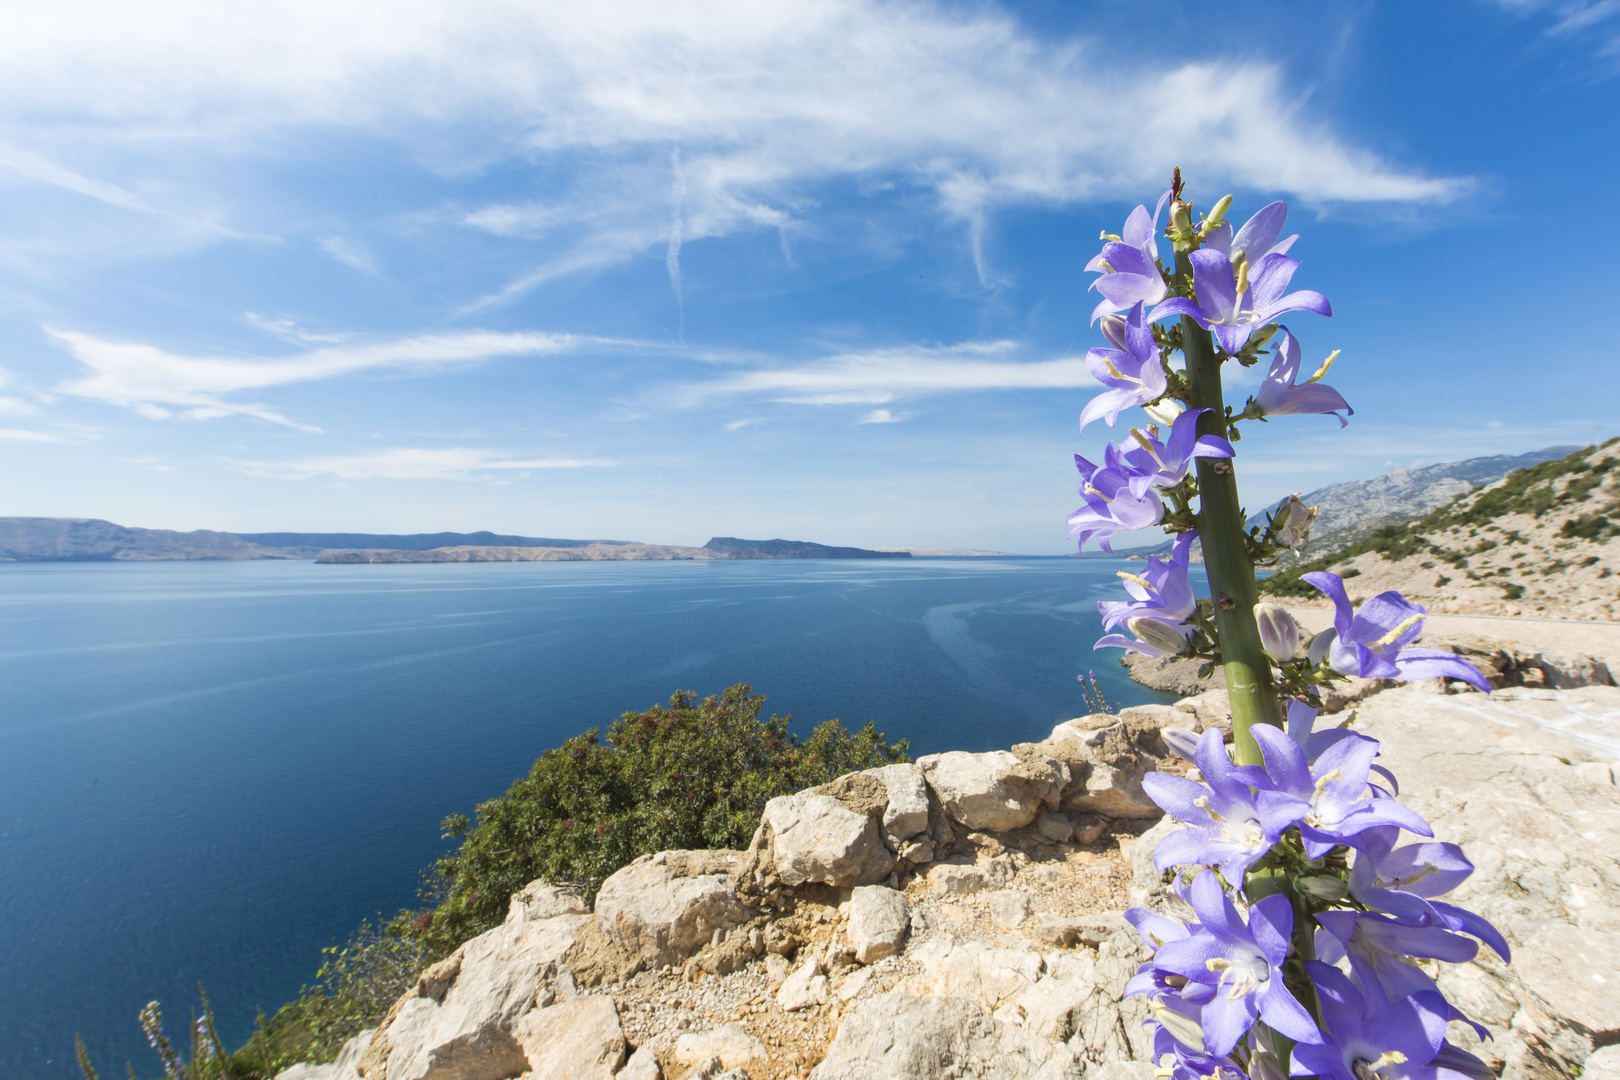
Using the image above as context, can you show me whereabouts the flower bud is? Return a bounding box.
[1275,495,1317,556]
[1205,194,1234,229]
[1149,996,1205,1053]
[1248,1050,1288,1080]
[1128,616,1190,657]
[1098,312,1129,351]
[1253,603,1300,661]
[1142,398,1185,427]
[1307,627,1337,667]
[1296,875,1349,901]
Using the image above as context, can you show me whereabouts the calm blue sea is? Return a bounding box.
[0,556,1175,1079]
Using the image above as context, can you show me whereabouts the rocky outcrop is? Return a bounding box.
[287,670,1620,1080]
[594,851,749,970]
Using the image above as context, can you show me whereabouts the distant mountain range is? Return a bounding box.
[0,519,910,562]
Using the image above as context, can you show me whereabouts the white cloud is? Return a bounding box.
[0,1,1464,296]
[49,327,595,428]
[318,236,381,274]
[232,446,616,480]
[857,408,907,424]
[672,341,1096,406]
[0,427,69,442]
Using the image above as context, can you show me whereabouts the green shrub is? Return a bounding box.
[396,683,908,954]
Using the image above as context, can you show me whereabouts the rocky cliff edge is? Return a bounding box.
[276,675,1620,1080]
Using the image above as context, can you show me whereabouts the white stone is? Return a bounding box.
[1575,760,1615,785]
[866,763,931,846]
[925,857,1012,897]
[777,956,831,1011]
[593,852,747,970]
[504,881,587,926]
[615,1046,661,1080]
[846,885,909,963]
[808,992,1078,1080]
[986,889,1032,930]
[381,913,587,1080]
[917,750,1065,831]
[672,1023,767,1071]
[514,996,625,1080]
[763,791,894,888]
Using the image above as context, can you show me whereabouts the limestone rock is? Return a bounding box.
[505,881,587,926]
[865,763,931,847]
[1039,718,1163,820]
[1025,911,1122,950]
[672,1024,767,1071]
[846,885,909,963]
[1034,811,1074,843]
[594,851,748,970]
[514,996,625,1080]
[808,992,1080,1080]
[616,1046,661,1080]
[777,956,830,1011]
[925,855,1013,897]
[1128,815,1182,906]
[986,889,1032,929]
[378,911,587,1080]
[276,1030,374,1080]
[762,791,894,888]
[916,749,1066,831]
[906,938,1042,1008]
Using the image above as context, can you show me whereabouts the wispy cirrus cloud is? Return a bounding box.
[49,327,598,429]
[232,447,615,481]
[0,1,1464,297]
[670,341,1096,407]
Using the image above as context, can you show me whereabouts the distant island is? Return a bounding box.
[0,519,922,563]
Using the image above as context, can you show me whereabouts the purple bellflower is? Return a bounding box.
[1348,828,1512,963]
[1293,962,1494,1080]
[1302,573,1492,692]
[1315,909,1481,1004]
[1143,729,1310,881]
[1096,531,1197,658]
[1068,443,1164,553]
[1079,302,1168,433]
[1201,199,1298,265]
[1120,407,1235,487]
[1247,725,1434,859]
[1144,870,1321,1055]
[1086,191,1171,324]
[1150,249,1331,356]
[1254,329,1354,427]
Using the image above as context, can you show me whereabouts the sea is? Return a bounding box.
[0,556,1177,1079]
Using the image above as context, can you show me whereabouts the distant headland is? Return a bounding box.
[0,518,1017,563]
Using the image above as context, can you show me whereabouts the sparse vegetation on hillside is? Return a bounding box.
[1261,440,1620,616]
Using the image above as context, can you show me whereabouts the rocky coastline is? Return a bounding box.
[275,654,1620,1080]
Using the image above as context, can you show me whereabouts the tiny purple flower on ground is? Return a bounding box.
[1142,729,1310,881]
[1096,531,1197,658]
[1254,328,1354,427]
[1085,191,1172,324]
[1120,407,1234,487]
[1145,870,1321,1055]
[1078,302,1168,433]
[1150,249,1331,355]
[1293,962,1494,1080]
[1302,573,1492,692]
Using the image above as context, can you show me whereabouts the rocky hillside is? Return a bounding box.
[275,666,1620,1080]
[1262,440,1620,620]
[0,517,316,561]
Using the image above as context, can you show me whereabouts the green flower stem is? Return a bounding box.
[1172,243,1280,767]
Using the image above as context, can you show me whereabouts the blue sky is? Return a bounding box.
[1,0,1616,553]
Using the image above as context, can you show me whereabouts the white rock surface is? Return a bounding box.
[866,763,931,847]
[672,1023,768,1070]
[846,885,909,963]
[615,1046,662,1080]
[514,996,626,1080]
[504,881,587,926]
[917,750,1066,831]
[1041,720,1161,820]
[986,888,1032,929]
[763,791,894,887]
[925,856,1013,896]
[808,992,1080,1079]
[593,851,747,970]
[381,913,587,1080]
[777,956,830,1011]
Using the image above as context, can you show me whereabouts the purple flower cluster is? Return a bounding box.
[1126,714,1503,1080]
[1068,408,1234,552]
